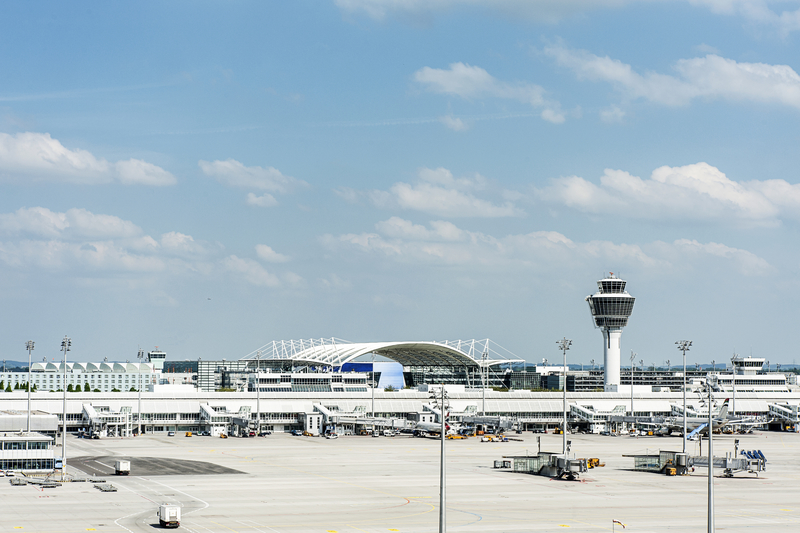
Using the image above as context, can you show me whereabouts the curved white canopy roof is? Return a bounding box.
[241,338,522,368]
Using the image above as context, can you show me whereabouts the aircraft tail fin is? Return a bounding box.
[718,398,730,419]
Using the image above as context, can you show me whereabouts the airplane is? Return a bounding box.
[665,398,731,436]
[413,420,462,437]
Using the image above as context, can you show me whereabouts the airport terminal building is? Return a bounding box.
[0,340,798,439]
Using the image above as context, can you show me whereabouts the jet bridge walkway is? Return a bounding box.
[768,403,800,429]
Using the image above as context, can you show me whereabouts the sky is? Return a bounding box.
[1,0,800,368]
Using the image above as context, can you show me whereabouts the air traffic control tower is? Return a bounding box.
[586,274,635,390]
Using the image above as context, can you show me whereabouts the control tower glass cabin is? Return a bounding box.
[585,274,635,390]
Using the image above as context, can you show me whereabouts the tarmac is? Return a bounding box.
[2,430,799,532]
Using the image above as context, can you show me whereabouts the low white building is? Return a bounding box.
[0,431,54,472]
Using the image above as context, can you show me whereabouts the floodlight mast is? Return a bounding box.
[256,350,262,434]
[586,274,635,390]
[138,349,144,435]
[60,335,71,480]
[431,385,449,533]
[676,340,692,454]
[557,337,572,455]
[481,348,488,416]
[707,377,715,533]
[26,341,34,432]
[630,351,637,427]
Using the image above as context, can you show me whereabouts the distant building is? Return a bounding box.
[3,362,155,393]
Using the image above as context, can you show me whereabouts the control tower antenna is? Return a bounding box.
[585,273,636,390]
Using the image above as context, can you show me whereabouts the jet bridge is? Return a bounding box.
[768,403,800,430]
[626,448,766,477]
[504,452,588,480]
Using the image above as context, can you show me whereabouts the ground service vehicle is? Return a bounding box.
[185,432,192,437]
[158,504,180,528]
[114,460,130,475]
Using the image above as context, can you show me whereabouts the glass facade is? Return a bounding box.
[587,296,635,327]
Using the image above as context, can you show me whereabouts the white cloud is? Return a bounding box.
[375,216,466,241]
[0,206,220,280]
[414,63,563,123]
[544,45,800,109]
[159,231,214,258]
[319,273,352,291]
[336,1,800,35]
[365,167,524,218]
[324,217,771,276]
[335,0,639,24]
[246,192,278,207]
[223,255,281,287]
[199,159,306,193]
[0,239,165,273]
[599,104,626,122]
[0,207,142,240]
[536,162,800,225]
[115,159,177,186]
[334,187,362,204]
[0,132,175,185]
[439,115,468,131]
[689,0,800,36]
[255,244,290,263]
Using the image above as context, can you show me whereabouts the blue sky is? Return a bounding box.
[1,1,800,368]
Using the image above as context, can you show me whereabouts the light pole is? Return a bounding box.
[60,335,71,480]
[430,385,449,533]
[256,350,262,434]
[707,377,715,533]
[630,351,636,427]
[676,340,692,454]
[557,337,572,455]
[481,348,488,416]
[371,352,375,418]
[26,341,34,432]
[137,349,144,435]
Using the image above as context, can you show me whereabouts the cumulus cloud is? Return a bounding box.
[375,216,466,241]
[0,132,176,185]
[536,162,800,225]
[439,115,468,131]
[200,158,308,207]
[0,206,221,280]
[336,0,640,24]
[246,192,278,207]
[0,239,166,272]
[689,0,800,36]
[358,167,524,218]
[115,159,177,186]
[599,104,626,123]
[255,244,290,263]
[199,159,306,192]
[323,217,771,276]
[223,255,281,287]
[336,1,800,35]
[544,45,800,109]
[0,207,142,240]
[414,63,564,124]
